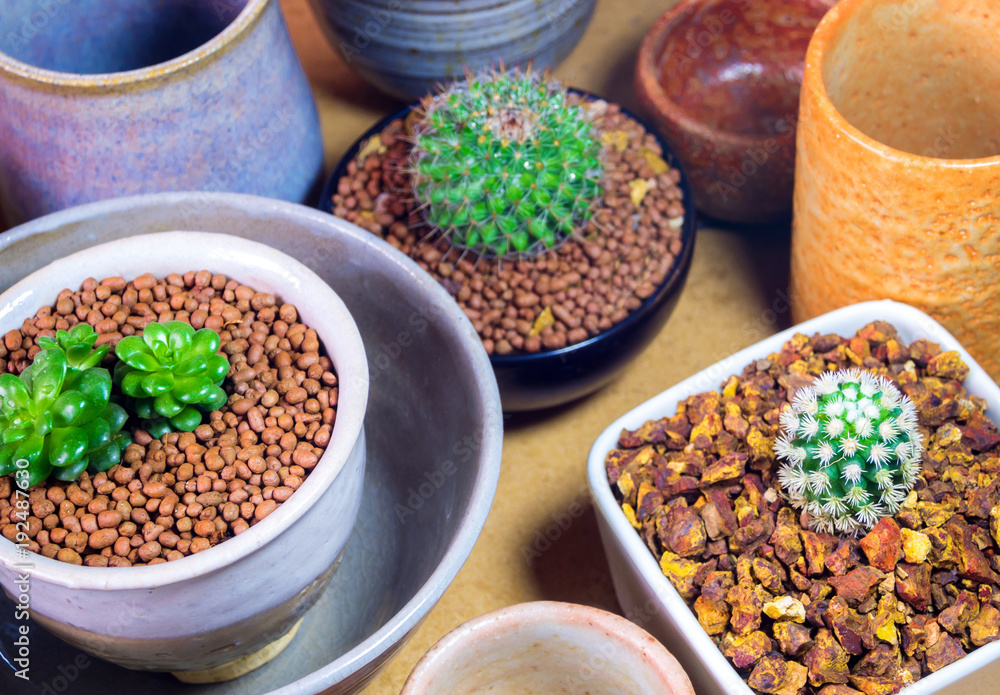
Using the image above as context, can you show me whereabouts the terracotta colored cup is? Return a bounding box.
[400,601,695,694]
[791,0,1000,379]
[635,0,834,224]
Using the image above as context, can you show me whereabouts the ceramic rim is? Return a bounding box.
[0,0,268,90]
[804,0,1000,168]
[400,601,693,694]
[0,230,370,591]
[637,0,834,150]
[318,91,699,368]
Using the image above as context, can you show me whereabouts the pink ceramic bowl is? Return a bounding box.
[400,601,695,694]
[635,0,834,224]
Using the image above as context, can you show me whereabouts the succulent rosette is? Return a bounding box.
[0,349,129,487]
[36,323,109,373]
[774,368,923,536]
[114,321,229,436]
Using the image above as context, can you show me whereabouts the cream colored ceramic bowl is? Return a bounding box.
[0,232,369,678]
[400,601,695,694]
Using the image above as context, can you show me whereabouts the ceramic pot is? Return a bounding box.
[319,97,698,412]
[0,193,503,694]
[400,601,695,694]
[0,232,369,679]
[635,0,834,224]
[791,0,1000,378]
[588,300,1000,695]
[307,0,597,99]
[0,0,323,227]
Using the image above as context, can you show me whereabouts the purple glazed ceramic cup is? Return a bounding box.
[0,0,323,227]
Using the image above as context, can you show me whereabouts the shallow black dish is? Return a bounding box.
[319,91,698,411]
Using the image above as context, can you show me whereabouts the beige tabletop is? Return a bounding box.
[279,0,792,692]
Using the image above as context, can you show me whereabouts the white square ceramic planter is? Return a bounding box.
[587,300,1000,695]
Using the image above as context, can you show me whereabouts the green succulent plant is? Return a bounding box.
[774,368,923,536]
[0,349,130,487]
[37,323,109,373]
[410,68,603,257]
[114,321,229,437]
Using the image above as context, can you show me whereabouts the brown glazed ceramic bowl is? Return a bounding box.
[635,0,834,224]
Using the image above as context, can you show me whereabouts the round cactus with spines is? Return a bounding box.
[409,68,602,258]
[774,368,923,536]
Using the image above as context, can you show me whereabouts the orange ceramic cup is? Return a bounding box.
[791,0,1000,378]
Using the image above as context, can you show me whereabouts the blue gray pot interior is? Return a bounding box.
[308,0,597,99]
[0,0,249,74]
[319,93,699,412]
[0,1,322,228]
[0,193,503,695]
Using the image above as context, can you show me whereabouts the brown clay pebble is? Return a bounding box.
[604,323,1000,693]
[327,95,685,355]
[0,271,339,566]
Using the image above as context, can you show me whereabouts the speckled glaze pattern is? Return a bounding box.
[0,0,323,227]
[0,193,504,695]
[791,0,1000,379]
[0,232,369,673]
[307,0,597,99]
[400,601,696,695]
[635,0,834,224]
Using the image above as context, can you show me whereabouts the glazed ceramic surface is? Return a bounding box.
[320,97,698,412]
[791,0,1000,380]
[635,0,834,224]
[307,0,596,99]
[0,232,369,674]
[0,194,503,694]
[0,0,322,227]
[400,601,695,695]
[587,300,1000,695]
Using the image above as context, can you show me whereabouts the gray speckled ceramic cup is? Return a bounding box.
[0,193,504,694]
[309,0,597,99]
[0,232,369,677]
[0,0,322,227]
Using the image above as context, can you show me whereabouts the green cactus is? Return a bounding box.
[410,68,603,257]
[37,323,109,373]
[113,321,229,437]
[0,349,130,487]
[774,368,923,536]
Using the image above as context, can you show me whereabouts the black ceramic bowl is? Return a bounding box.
[319,92,698,411]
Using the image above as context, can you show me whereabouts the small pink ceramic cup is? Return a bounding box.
[400,601,695,694]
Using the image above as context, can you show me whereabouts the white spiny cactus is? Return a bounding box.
[774,369,923,536]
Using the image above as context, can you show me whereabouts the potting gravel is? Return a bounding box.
[329,96,686,355]
[0,271,337,566]
[606,322,1000,694]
